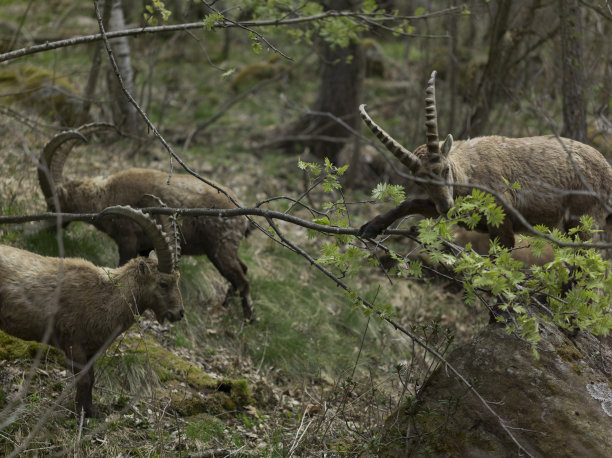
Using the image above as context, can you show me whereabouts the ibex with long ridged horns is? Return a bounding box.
[358,71,612,249]
[0,206,183,417]
[38,123,253,321]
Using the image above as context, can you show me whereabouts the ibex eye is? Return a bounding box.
[159,281,169,289]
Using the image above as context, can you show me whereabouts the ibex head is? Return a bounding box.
[360,71,454,214]
[98,205,184,323]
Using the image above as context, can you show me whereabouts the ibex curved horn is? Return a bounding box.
[359,104,422,173]
[76,122,117,138]
[425,71,440,160]
[138,194,182,267]
[38,131,87,203]
[99,206,176,274]
[38,123,118,204]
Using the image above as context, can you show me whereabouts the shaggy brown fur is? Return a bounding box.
[0,246,183,417]
[39,127,253,320]
[0,206,183,417]
[359,72,612,248]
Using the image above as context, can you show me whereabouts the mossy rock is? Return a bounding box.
[379,323,612,457]
[230,54,290,92]
[0,330,65,364]
[101,334,254,416]
[0,64,85,125]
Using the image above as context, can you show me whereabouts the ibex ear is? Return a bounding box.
[148,250,158,261]
[441,134,453,157]
[138,259,151,275]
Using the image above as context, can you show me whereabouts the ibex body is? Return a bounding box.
[359,72,612,248]
[0,207,183,417]
[39,125,253,320]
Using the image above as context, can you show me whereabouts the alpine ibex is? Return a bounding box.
[38,123,253,320]
[359,71,612,249]
[0,206,183,417]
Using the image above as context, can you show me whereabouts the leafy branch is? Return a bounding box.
[0,6,461,64]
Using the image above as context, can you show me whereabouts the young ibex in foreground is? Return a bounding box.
[38,123,253,320]
[0,206,183,417]
[359,71,612,249]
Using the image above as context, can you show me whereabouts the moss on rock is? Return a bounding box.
[0,330,64,364]
[102,334,254,416]
[0,64,84,125]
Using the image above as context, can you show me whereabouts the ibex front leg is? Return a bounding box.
[358,198,439,239]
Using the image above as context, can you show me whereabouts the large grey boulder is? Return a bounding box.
[380,322,612,457]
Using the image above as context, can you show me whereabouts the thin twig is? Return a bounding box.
[0,8,462,64]
[263,216,533,456]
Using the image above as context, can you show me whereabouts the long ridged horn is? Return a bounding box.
[425,71,440,160]
[99,206,176,273]
[77,122,117,138]
[38,123,117,205]
[38,131,88,203]
[359,104,422,172]
[138,194,182,267]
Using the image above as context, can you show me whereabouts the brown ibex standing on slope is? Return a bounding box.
[0,206,183,417]
[358,71,612,249]
[38,123,253,320]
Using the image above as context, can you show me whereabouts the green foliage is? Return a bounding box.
[420,192,611,352]
[144,0,172,26]
[213,0,416,51]
[371,183,405,206]
[319,169,612,353]
[202,12,223,31]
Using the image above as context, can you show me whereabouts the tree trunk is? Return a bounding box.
[559,0,586,142]
[462,0,513,137]
[80,0,112,124]
[273,0,364,162]
[106,0,139,135]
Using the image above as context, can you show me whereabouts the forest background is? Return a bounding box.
[0,0,611,456]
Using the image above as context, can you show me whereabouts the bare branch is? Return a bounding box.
[2,203,610,250]
[0,7,462,64]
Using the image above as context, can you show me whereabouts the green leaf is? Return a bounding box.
[202,12,223,31]
[362,0,379,14]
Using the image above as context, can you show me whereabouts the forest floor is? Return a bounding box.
[0,4,497,456]
[0,110,488,456]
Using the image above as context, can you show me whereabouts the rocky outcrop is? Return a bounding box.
[380,322,612,457]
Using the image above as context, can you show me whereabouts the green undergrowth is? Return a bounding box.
[174,235,402,383]
[5,221,118,267]
[98,334,253,416]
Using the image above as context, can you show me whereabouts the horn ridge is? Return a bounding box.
[138,194,182,267]
[38,131,88,204]
[99,205,176,273]
[425,71,440,157]
[359,104,422,172]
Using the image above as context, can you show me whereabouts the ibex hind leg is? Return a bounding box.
[209,250,254,321]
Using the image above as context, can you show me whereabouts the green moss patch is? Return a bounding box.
[101,334,253,416]
[0,64,84,125]
[0,330,64,364]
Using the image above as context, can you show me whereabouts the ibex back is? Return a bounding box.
[359,71,612,249]
[38,125,253,321]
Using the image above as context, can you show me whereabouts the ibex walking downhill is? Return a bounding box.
[358,71,612,249]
